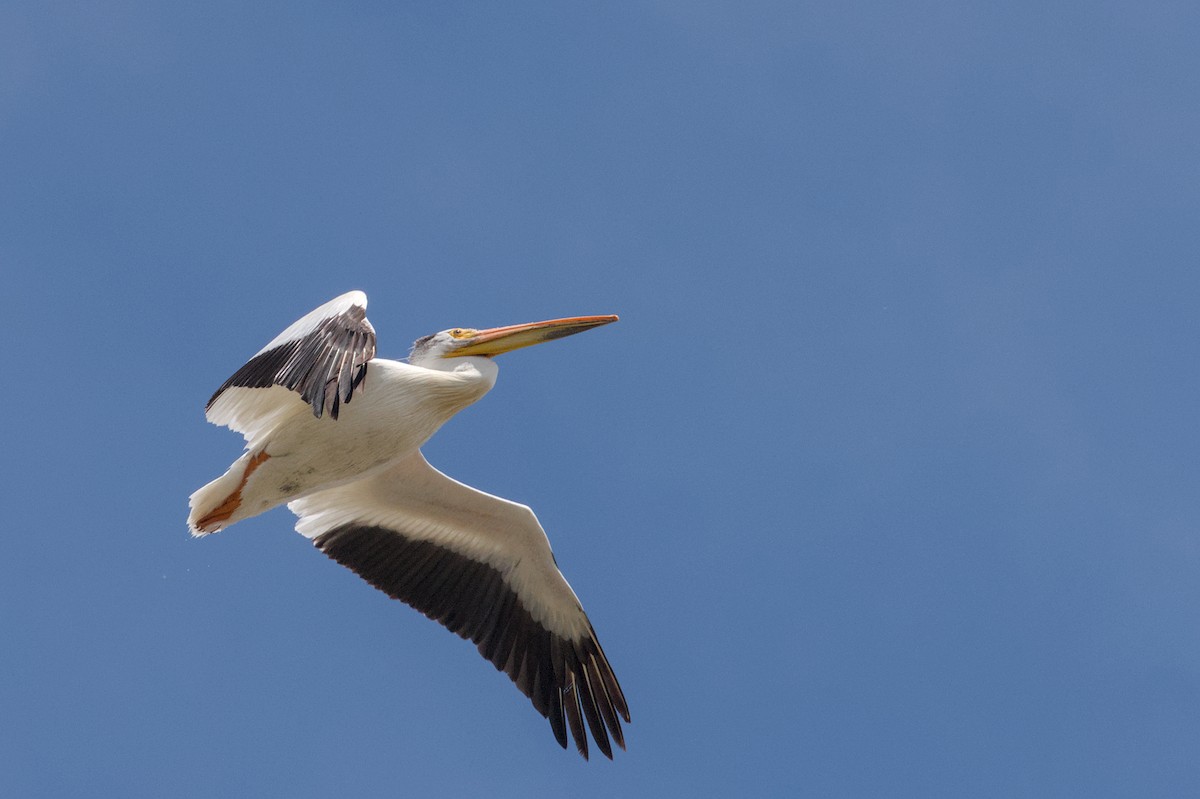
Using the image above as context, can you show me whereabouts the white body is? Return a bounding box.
[189,356,497,532]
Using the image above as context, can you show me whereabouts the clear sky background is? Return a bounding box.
[2,2,1198,796]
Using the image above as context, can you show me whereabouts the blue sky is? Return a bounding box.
[3,2,1199,796]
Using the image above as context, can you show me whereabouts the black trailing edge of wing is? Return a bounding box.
[312,522,630,759]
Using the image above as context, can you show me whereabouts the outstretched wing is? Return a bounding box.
[207,291,376,431]
[287,451,630,760]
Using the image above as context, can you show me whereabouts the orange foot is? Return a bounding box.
[195,450,271,532]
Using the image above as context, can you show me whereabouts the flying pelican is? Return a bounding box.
[188,290,628,759]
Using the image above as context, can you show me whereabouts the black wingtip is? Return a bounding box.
[564,679,588,760]
[312,522,629,760]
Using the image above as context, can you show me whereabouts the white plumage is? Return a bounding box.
[188,291,627,759]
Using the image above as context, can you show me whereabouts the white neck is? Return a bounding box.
[422,354,499,397]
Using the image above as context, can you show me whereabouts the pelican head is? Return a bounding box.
[409,315,618,367]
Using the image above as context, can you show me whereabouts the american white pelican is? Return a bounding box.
[188,291,628,759]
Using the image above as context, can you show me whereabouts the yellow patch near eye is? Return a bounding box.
[449,328,477,339]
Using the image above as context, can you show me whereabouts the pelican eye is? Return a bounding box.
[449,328,475,339]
